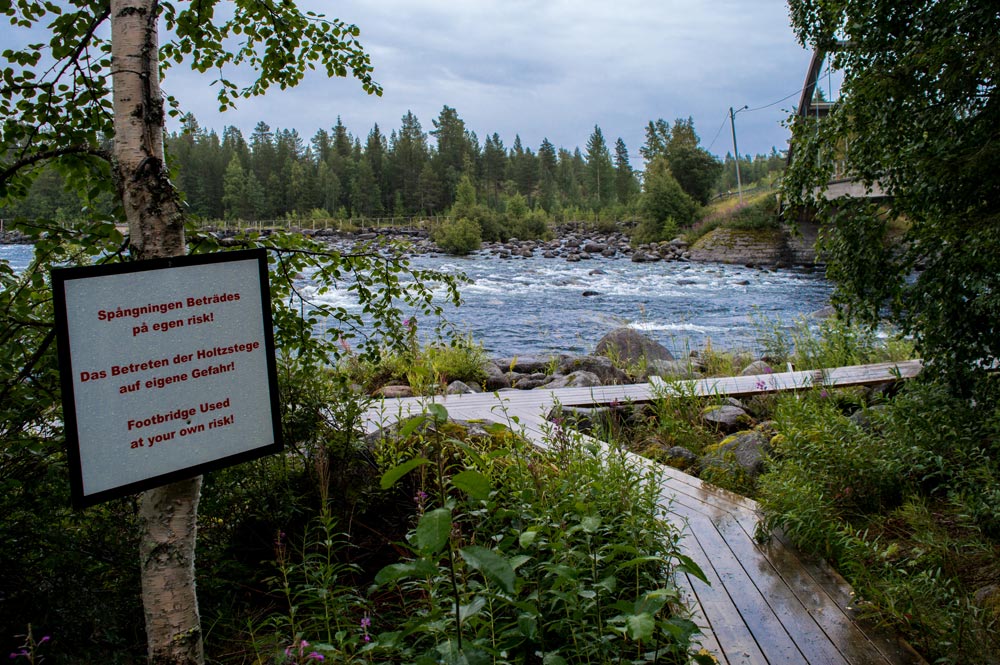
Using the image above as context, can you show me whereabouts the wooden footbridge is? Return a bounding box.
[361,360,926,664]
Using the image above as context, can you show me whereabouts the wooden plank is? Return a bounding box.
[676,513,771,664]
[770,532,927,665]
[684,509,808,663]
[358,360,927,665]
[651,360,922,399]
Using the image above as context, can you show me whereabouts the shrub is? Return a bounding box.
[757,382,1000,662]
[425,338,488,387]
[432,216,482,255]
[366,408,708,664]
[751,310,914,369]
[636,156,697,241]
[511,208,551,240]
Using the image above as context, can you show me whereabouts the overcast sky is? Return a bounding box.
[7,0,821,164]
[160,0,820,163]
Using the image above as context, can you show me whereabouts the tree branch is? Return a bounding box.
[0,146,111,186]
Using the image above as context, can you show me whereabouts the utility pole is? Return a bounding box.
[729,105,748,203]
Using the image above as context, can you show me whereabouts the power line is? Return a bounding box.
[705,111,731,152]
[743,64,836,114]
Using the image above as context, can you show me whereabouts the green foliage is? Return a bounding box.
[369,409,705,664]
[641,118,722,205]
[757,381,1000,662]
[783,0,1000,397]
[637,157,697,241]
[346,335,488,395]
[683,193,780,245]
[511,208,552,240]
[632,215,679,246]
[751,310,914,369]
[431,216,482,255]
[0,222,462,660]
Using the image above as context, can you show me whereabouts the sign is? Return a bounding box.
[52,249,282,508]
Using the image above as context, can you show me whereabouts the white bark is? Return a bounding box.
[138,477,205,665]
[111,0,185,260]
[111,1,204,662]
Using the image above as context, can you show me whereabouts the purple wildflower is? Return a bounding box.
[360,613,373,643]
[307,653,325,661]
[820,389,829,398]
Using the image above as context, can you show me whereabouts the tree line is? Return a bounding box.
[1,107,785,227]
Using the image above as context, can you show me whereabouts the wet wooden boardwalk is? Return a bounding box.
[361,361,926,664]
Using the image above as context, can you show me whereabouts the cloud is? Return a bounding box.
[162,0,811,160]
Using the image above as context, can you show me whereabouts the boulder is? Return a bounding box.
[549,405,621,434]
[848,404,890,431]
[513,376,553,390]
[702,430,772,479]
[648,358,702,380]
[482,362,511,391]
[539,370,602,389]
[446,380,476,395]
[810,305,838,319]
[974,585,1000,621]
[495,355,567,375]
[595,327,674,365]
[701,404,752,433]
[559,355,629,384]
[664,446,699,469]
[374,385,414,398]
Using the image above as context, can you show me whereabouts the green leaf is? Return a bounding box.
[675,553,709,585]
[460,545,516,594]
[415,507,452,554]
[458,595,487,621]
[580,515,601,533]
[626,612,656,641]
[397,414,428,438]
[510,554,531,570]
[374,558,439,585]
[427,402,449,424]
[517,613,538,639]
[379,457,430,490]
[451,469,491,500]
[518,530,538,548]
[453,439,486,468]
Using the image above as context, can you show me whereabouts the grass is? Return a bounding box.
[596,316,998,663]
[683,191,778,245]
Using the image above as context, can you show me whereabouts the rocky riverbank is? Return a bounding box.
[3,218,821,268]
[366,325,886,494]
[211,219,822,269]
[0,229,33,245]
[372,327,768,399]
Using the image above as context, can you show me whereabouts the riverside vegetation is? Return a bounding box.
[2,224,997,663]
[0,221,716,664]
[338,312,999,664]
[4,0,999,661]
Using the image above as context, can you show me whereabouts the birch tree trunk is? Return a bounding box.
[111,0,204,662]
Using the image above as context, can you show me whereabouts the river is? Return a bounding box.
[1,243,830,357]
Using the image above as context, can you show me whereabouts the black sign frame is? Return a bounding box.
[52,248,283,509]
